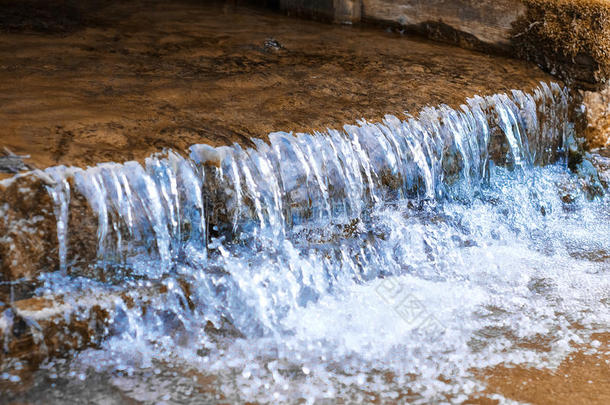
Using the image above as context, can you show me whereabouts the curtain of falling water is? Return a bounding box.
[43,82,568,273]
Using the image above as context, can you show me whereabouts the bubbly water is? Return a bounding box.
[3,82,609,403]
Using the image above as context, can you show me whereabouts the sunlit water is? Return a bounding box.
[2,82,609,403]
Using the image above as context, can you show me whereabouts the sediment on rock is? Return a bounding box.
[513,0,610,89]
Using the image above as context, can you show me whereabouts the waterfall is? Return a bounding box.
[45,168,71,274]
[5,81,607,404]
[44,82,569,271]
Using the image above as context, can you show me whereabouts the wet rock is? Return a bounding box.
[0,277,206,365]
[565,133,604,198]
[0,172,58,281]
[362,0,525,50]
[589,149,610,190]
[0,171,99,282]
[64,177,99,275]
[581,84,610,149]
[2,83,571,282]
[0,149,31,174]
[574,156,604,199]
[0,295,110,366]
[263,38,284,52]
[566,132,585,171]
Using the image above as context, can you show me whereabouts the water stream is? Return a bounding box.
[1,82,609,403]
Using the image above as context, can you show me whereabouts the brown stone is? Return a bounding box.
[0,294,109,366]
[582,84,610,149]
[0,279,190,366]
[362,0,525,50]
[0,172,99,282]
[65,177,99,273]
[0,172,58,281]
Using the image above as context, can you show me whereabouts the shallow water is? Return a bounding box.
[1,83,609,403]
[0,0,554,173]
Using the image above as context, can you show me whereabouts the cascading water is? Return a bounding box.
[43,82,567,271]
[2,82,608,403]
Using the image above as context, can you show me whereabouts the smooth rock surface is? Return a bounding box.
[362,0,525,48]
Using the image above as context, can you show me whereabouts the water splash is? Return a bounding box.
[18,163,606,404]
[6,82,607,404]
